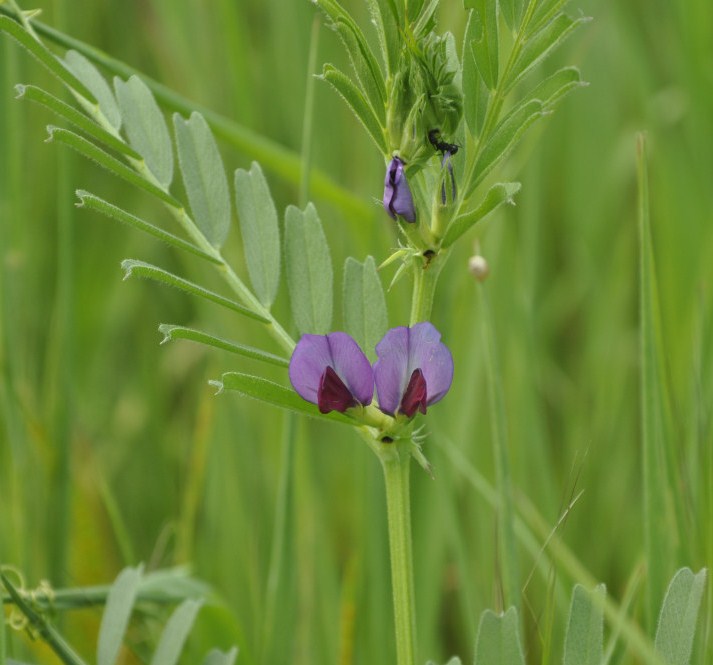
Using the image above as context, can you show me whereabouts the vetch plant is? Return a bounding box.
[1,0,709,664]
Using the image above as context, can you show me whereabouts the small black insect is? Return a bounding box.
[428,129,459,156]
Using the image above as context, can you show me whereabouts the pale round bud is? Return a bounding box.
[468,255,489,282]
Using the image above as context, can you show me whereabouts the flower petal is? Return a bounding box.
[373,326,410,415]
[325,332,374,405]
[383,157,416,223]
[407,322,454,406]
[374,322,454,416]
[288,332,374,408]
[289,334,333,404]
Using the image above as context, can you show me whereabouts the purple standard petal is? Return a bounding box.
[374,322,454,416]
[289,332,373,413]
[383,157,416,223]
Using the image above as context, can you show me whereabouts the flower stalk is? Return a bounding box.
[380,442,417,665]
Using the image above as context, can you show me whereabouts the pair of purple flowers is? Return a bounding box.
[289,322,453,418]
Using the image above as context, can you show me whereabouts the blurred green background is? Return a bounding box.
[1,0,711,663]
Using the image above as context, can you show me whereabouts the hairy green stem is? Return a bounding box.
[380,444,417,665]
[409,249,447,325]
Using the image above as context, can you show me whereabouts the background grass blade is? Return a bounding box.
[97,565,143,665]
[637,133,677,629]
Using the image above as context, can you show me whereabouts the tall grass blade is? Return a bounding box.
[479,284,520,609]
[637,133,676,628]
[149,599,203,665]
[654,567,707,665]
[97,565,144,665]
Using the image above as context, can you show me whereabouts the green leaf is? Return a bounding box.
[174,111,231,248]
[115,75,173,187]
[202,648,239,665]
[320,64,386,153]
[469,99,544,193]
[212,372,353,426]
[473,607,525,665]
[97,566,144,665]
[322,5,386,117]
[234,162,281,307]
[46,126,181,208]
[121,259,268,323]
[343,256,387,361]
[284,203,333,335]
[64,49,121,129]
[461,12,489,137]
[442,182,520,247]
[75,191,218,263]
[504,13,590,93]
[15,84,141,159]
[150,599,203,665]
[655,568,707,665]
[499,0,524,31]
[528,0,570,36]
[0,16,96,104]
[365,0,399,73]
[159,324,289,367]
[465,0,499,91]
[522,66,586,110]
[563,584,605,665]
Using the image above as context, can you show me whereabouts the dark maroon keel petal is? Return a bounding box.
[399,368,428,418]
[317,366,357,414]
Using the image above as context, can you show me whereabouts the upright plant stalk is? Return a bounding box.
[380,444,417,665]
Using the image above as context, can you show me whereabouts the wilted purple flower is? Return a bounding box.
[289,332,374,414]
[383,156,416,223]
[374,322,454,417]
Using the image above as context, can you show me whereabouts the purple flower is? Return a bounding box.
[374,322,454,417]
[383,157,416,223]
[289,332,374,414]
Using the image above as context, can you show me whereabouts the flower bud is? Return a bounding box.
[468,255,489,282]
[383,157,416,222]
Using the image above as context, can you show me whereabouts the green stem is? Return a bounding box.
[380,444,417,665]
[409,249,447,325]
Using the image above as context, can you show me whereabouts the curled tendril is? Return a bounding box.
[1,565,56,636]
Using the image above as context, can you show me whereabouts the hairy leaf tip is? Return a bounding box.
[14,84,27,99]
[208,380,225,395]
